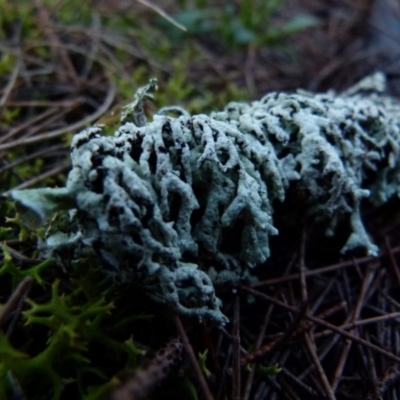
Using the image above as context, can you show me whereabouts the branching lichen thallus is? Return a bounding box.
[11,73,400,324]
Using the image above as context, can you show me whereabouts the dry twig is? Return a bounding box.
[112,337,183,400]
[0,275,34,334]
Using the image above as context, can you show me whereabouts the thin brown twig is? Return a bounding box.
[309,277,338,317]
[298,334,342,381]
[385,235,400,287]
[32,0,79,84]
[250,254,385,287]
[377,364,400,395]
[238,300,332,367]
[6,371,27,400]
[307,45,377,92]
[0,108,60,144]
[0,276,34,332]
[365,332,381,398]
[0,57,21,107]
[97,42,135,82]
[314,311,400,338]
[59,26,170,72]
[280,379,302,400]
[281,368,320,397]
[331,262,376,391]
[242,286,400,365]
[0,78,116,152]
[4,99,86,107]
[287,301,347,343]
[135,0,187,32]
[4,37,131,79]
[219,326,246,354]
[22,108,71,139]
[380,278,391,351]
[0,144,66,174]
[112,337,183,400]
[80,12,101,79]
[3,245,41,266]
[173,313,214,400]
[297,231,336,399]
[242,306,273,400]
[244,44,256,96]
[5,161,70,193]
[299,226,308,304]
[303,331,336,400]
[242,253,298,400]
[200,320,221,382]
[232,291,241,400]
[377,287,400,310]
[216,344,232,400]
[296,229,335,398]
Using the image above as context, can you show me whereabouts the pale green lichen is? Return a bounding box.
[11,73,400,324]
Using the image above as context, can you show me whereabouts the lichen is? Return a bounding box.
[11,73,400,324]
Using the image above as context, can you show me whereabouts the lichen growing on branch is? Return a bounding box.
[11,73,400,324]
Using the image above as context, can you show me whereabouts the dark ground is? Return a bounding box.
[2,0,400,399]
